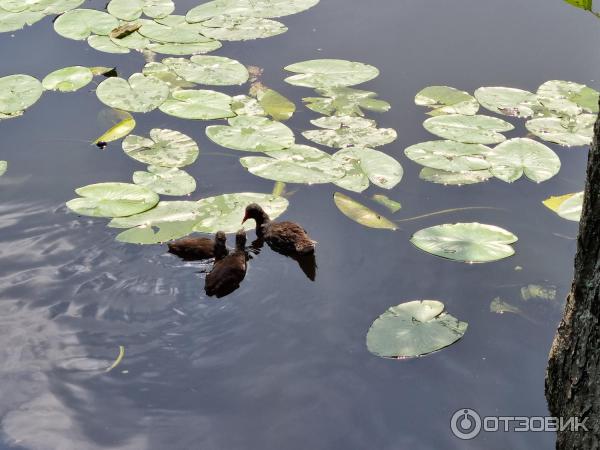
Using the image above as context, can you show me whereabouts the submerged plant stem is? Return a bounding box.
[396,206,506,223]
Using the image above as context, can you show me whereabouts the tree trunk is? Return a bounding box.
[546,107,600,449]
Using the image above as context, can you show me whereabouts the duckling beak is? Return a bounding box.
[241,212,249,224]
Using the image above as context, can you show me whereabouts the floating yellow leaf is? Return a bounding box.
[333,192,397,230]
[93,112,136,144]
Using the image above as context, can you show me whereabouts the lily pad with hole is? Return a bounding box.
[206,116,295,152]
[96,73,169,113]
[304,86,390,117]
[42,66,93,92]
[123,128,199,168]
[404,140,492,172]
[54,8,118,40]
[186,0,319,22]
[419,167,492,185]
[537,80,599,115]
[159,89,234,120]
[486,138,560,183]
[415,86,479,116]
[66,182,159,218]
[193,193,289,233]
[474,86,540,118]
[410,222,518,263]
[133,166,196,196]
[240,144,345,184]
[543,191,583,221]
[333,192,397,230]
[423,114,513,144]
[107,0,173,21]
[163,55,249,85]
[198,15,287,41]
[0,8,44,32]
[332,146,403,192]
[366,300,468,358]
[284,59,379,88]
[525,114,595,147]
[0,74,43,114]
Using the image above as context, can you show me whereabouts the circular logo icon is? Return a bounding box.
[450,408,481,440]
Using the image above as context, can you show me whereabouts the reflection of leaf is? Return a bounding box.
[333,192,397,230]
[372,194,401,213]
[543,191,583,221]
[67,182,159,218]
[410,222,517,263]
[284,59,379,88]
[415,85,479,116]
[487,138,560,183]
[367,300,467,358]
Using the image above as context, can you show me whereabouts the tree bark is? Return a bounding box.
[546,107,600,449]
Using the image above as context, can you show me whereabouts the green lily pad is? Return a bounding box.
[66,182,159,218]
[231,94,265,116]
[142,62,195,90]
[0,111,23,121]
[0,8,44,32]
[193,192,289,233]
[255,86,295,121]
[410,222,518,263]
[107,0,173,21]
[490,297,523,315]
[87,35,131,54]
[198,15,287,41]
[284,59,379,88]
[474,86,539,118]
[133,166,196,196]
[163,55,249,85]
[42,66,93,92]
[0,74,43,114]
[423,114,513,144]
[138,18,207,44]
[372,194,401,213]
[303,116,397,148]
[0,160,7,176]
[96,73,169,113]
[333,192,397,230]
[415,86,479,116]
[537,80,599,115]
[240,144,345,184]
[486,138,560,183]
[159,89,234,120]
[521,284,557,301]
[206,116,295,152]
[0,0,83,13]
[109,31,149,49]
[419,167,492,185]
[525,114,595,147]
[186,0,319,22]
[543,191,583,221]
[123,128,199,168]
[145,40,222,55]
[54,8,118,40]
[332,146,403,192]
[304,86,390,117]
[366,300,468,358]
[404,140,492,172]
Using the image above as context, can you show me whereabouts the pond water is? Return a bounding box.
[1,0,599,449]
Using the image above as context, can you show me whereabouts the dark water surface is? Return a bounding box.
[1,1,599,449]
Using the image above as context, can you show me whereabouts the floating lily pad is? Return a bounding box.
[206,116,295,152]
[0,74,43,114]
[332,147,403,192]
[419,167,492,185]
[109,31,149,49]
[87,35,130,54]
[138,18,206,44]
[410,222,518,263]
[186,0,319,22]
[198,15,287,41]
[107,0,173,21]
[303,117,396,148]
[490,297,523,315]
[93,111,136,144]
[66,182,159,218]
[231,94,265,116]
[163,55,249,85]
[525,115,595,147]
[415,86,479,116]
[372,194,401,213]
[142,62,195,90]
[366,300,468,358]
[123,128,199,168]
[42,66,93,92]
[474,86,539,118]
[96,73,169,113]
[54,8,118,40]
[543,191,583,221]
[240,144,345,184]
[193,192,289,233]
[404,140,491,172]
[333,192,397,230]
[486,138,560,183]
[284,59,379,88]
[423,114,513,144]
[255,86,295,121]
[0,0,83,13]
[146,40,222,55]
[521,284,557,301]
[159,89,234,120]
[0,160,6,176]
[133,166,196,196]
[304,86,390,116]
[537,80,599,115]
[0,8,44,32]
